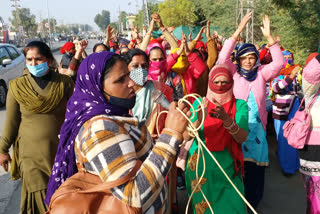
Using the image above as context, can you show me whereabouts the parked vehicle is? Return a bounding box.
[0,43,25,107]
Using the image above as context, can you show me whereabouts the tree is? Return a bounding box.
[9,8,37,37]
[120,11,127,31]
[41,18,57,34]
[94,10,111,31]
[134,2,159,29]
[158,0,198,27]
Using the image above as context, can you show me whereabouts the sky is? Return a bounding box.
[0,0,146,31]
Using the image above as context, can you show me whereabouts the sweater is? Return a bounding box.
[272,75,299,120]
[218,38,284,129]
[75,115,182,213]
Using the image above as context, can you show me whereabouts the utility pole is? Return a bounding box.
[236,0,254,43]
[46,0,51,48]
[142,0,150,28]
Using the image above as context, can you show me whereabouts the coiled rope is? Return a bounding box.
[156,93,257,214]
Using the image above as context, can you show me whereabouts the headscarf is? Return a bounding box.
[147,43,167,81]
[60,42,75,54]
[282,49,294,69]
[235,43,260,82]
[9,70,67,114]
[204,64,244,176]
[170,48,190,95]
[146,42,166,56]
[303,53,320,87]
[195,41,205,50]
[45,51,130,204]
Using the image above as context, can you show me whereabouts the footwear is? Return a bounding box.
[176,175,186,190]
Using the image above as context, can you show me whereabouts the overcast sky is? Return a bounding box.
[0,0,148,31]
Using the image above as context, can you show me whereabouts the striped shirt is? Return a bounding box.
[75,115,182,213]
[272,75,300,120]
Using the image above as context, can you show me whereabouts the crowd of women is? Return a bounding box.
[0,11,319,214]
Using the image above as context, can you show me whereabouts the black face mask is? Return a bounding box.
[103,91,136,109]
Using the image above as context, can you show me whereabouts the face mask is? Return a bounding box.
[149,60,167,81]
[110,49,115,52]
[103,91,136,109]
[209,83,233,94]
[166,50,171,56]
[66,52,74,57]
[26,62,49,77]
[129,67,149,86]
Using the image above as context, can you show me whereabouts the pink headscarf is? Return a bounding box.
[206,64,234,105]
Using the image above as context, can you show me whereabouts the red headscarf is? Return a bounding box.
[195,41,205,49]
[204,64,244,176]
[60,42,75,54]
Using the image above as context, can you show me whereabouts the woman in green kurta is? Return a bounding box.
[184,64,249,214]
[0,41,74,214]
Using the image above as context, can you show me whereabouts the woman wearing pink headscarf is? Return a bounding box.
[298,53,320,214]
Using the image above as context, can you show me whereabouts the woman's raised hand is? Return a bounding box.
[260,15,276,46]
[195,26,205,42]
[232,11,253,41]
[205,21,211,40]
[165,102,192,135]
[209,98,229,121]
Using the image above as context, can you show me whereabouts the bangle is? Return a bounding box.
[229,125,240,135]
[223,119,235,130]
[268,40,277,47]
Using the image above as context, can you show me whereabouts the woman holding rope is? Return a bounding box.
[45,51,191,213]
[184,65,249,214]
[218,12,284,210]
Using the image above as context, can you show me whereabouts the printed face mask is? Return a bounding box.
[26,62,49,77]
[129,67,149,86]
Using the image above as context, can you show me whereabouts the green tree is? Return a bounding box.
[158,0,198,26]
[94,10,111,31]
[9,8,37,37]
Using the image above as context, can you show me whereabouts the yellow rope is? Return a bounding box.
[156,93,258,214]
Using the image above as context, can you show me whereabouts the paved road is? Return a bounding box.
[0,39,307,213]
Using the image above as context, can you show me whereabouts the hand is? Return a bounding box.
[114,32,119,41]
[193,98,208,128]
[209,99,229,121]
[254,40,260,50]
[260,15,272,38]
[260,14,276,46]
[195,26,205,42]
[181,31,190,55]
[276,34,281,43]
[188,31,192,41]
[165,102,192,134]
[78,40,88,52]
[153,12,164,28]
[232,11,253,40]
[205,21,211,39]
[0,153,11,172]
[290,66,301,79]
[106,25,114,43]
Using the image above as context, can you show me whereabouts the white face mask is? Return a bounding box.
[166,50,171,56]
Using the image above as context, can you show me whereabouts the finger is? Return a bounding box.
[169,101,178,111]
[186,110,192,118]
[178,101,187,111]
